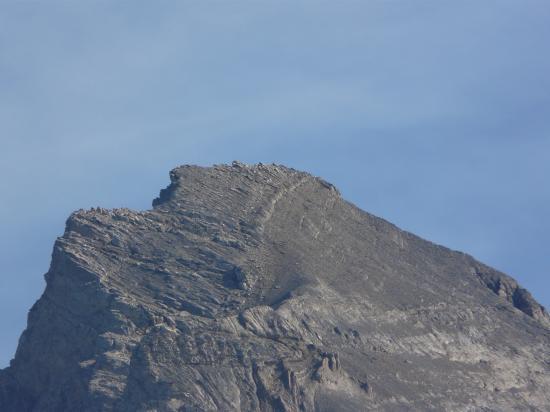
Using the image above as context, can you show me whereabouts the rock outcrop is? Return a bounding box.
[1,162,549,411]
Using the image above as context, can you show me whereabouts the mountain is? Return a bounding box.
[1,162,549,411]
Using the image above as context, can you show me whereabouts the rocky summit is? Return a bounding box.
[1,162,549,411]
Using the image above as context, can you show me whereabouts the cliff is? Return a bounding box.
[1,162,549,411]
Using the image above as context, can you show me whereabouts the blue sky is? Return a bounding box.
[1,1,549,367]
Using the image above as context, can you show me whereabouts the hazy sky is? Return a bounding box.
[1,1,549,368]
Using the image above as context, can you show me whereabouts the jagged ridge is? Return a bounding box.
[1,162,549,411]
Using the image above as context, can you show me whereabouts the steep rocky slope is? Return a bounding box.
[1,162,549,411]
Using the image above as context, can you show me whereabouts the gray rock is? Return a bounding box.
[1,162,549,411]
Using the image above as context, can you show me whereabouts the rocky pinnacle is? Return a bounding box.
[1,162,549,411]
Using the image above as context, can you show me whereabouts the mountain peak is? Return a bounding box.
[2,164,549,411]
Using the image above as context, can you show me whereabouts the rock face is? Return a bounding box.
[1,162,549,411]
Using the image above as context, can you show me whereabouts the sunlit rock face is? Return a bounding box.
[1,162,549,411]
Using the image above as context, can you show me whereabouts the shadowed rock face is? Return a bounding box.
[1,162,549,411]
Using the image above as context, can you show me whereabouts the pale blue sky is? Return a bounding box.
[1,1,549,367]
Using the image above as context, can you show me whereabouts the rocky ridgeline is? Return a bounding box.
[1,162,549,411]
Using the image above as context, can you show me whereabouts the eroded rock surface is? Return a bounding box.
[1,162,549,411]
